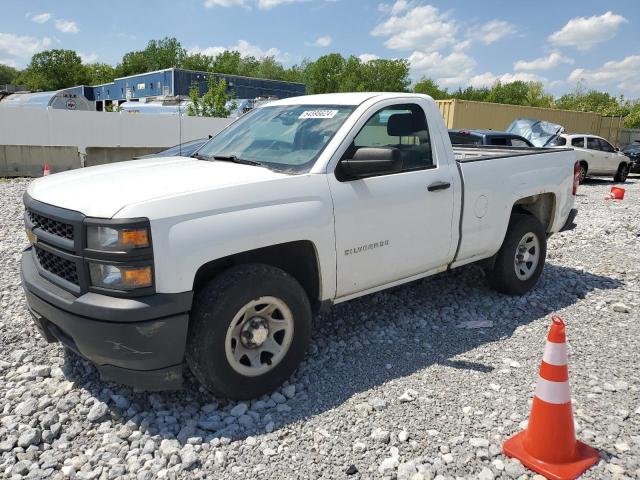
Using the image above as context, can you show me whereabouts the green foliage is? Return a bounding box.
[86,63,116,85]
[413,77,448,99]
[187,77,234,118]
[302,54,410,94]
[118,37,186,77]
[484,81,552,107]
[16,49,90,91]
[449,86,491,101]
[0,64,20,85]
[555,83,627,116]
[624,103,640,128]
[181,52,215,72]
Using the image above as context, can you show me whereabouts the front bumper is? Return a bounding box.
[629,159,640,173]
[21,247,192,390]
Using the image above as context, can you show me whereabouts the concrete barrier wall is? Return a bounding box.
[84,147,164,167]
[0,108,233,152]
[0,145,80,177]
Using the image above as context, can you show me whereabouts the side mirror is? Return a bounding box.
[339,147,402,179]
[615,147,620,152]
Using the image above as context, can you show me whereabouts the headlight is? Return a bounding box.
[89,263,153,290]
[87,225,149,252]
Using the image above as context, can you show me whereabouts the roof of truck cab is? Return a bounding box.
[264,92,432,107]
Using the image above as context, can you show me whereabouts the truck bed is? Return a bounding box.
[454,145,572,162]
[451,145,576,269]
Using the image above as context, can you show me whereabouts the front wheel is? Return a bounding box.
[614,163,629,183]
[186,264,312,400]
[485,214,547,296]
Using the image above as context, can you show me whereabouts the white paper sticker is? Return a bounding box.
[299,109,338,119]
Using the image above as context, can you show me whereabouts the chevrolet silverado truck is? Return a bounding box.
[21,93,579,399]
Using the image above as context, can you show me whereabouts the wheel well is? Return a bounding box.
[193,241,321,312]
[512,192,556,232]
[579,160,588,172]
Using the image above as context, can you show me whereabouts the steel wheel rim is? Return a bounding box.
[225,296,294,377]
[514,231,540,281]
[579,166,587,182]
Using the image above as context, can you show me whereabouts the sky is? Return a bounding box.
[1,0,639,98]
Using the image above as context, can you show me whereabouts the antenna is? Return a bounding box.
[178,94,182,156]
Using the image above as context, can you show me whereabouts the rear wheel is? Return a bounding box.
[578,163,588,183]
[485,214,547,295]
[186,264,312,399]
[614,163,629,183]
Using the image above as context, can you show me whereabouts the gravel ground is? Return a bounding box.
[1,175,639,480]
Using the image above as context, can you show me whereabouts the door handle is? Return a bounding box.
[427,181,451,192]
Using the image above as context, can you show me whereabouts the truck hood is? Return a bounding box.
[27,156,287,218]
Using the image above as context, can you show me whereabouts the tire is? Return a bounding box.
[485,214,547,296]
[614,163,629,183]
[578,162,587,184]
[186,264,312,400]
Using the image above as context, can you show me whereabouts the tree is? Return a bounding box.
[0,64,19,85]
[555,83,627,116]
[187,77,234,118]
[182,52,215,72]
[450,86,490,101]
[302,53,346,94]
[359,58,410,92]
[16,49,90,91]
[624,102,640,128]
[213,51,242,75]
[118,37,186,77]
[413,77,448,99]
[86,63,116,85]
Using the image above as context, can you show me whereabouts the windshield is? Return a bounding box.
[623,143,640,153]
[196,104,356,173]
[506,118,564,147]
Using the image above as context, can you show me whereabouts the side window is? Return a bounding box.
[598,139,614,153]
[571,137,585,148]
[489,137,508,146]
[510,138,530,148]
[353,104,433,171]
[586,137,600,150]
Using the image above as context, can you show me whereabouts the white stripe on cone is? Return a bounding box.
[535,376,571,404]
[542,341,568,366]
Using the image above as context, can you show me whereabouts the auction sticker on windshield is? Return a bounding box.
[299,110,339,119]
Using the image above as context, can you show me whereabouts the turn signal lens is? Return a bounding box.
[120,229,149,248]
[122,267,152,287]
[89,263,153,290]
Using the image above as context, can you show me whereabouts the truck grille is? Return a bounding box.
[27,210,74,241]
[34,246,79,285]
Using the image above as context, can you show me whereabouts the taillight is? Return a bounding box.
[572,162,580,195]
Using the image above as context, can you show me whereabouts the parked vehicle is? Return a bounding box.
[449,129,534,147]
[133,137,209,160]
[21,93,578,399]
[622,141,640,173]
[507,118,631,183]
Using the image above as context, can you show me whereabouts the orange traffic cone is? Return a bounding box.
[43,164,51,176]
[503,316,599,480]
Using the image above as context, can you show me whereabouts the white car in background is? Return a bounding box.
[556,134,631,183]
[507,118,631,183]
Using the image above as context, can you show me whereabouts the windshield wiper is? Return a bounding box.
[212,155,262,166]
[191,153,211,160]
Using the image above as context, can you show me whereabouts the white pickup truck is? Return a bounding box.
[21,93,579,399]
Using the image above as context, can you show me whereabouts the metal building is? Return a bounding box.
[91,68,306,112]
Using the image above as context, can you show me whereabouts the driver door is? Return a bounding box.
[328,101,456,298]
